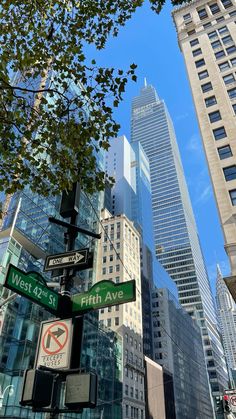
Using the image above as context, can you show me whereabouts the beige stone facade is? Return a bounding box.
[96,209,145,418]
[173,0,236,275]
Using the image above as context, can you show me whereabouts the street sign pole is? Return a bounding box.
[48,183,80,419]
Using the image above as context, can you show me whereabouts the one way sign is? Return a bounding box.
[44,249,89,271]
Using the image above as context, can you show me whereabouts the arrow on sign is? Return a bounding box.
[46,327,65,349]
[44,248,89,272]
[48,252,85,267]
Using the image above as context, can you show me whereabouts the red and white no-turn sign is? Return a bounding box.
[35,318,73,369]
[230,395,236,407]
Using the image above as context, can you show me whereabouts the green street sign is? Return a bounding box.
[72,280,136,314]
[4,264,60,315]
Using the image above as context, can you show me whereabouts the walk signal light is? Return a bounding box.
[215,396,223,413]
[223,395,231,412]
[20,369,54,408]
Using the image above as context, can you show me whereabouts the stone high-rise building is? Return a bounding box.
[97,209,145,419]
[172,0,236,297]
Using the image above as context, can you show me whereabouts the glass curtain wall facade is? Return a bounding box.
[131,84,228,407]
[216,265,236,382]
[152,287,213,419]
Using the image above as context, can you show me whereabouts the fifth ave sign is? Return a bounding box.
[44,249,89,271]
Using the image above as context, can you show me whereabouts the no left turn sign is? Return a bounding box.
[35,318,73,369]
[230,395,236,406]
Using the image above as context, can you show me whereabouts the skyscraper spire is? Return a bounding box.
[144,77,147,87]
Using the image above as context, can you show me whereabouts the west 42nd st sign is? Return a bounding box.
[72,280,136,314]
[4,264,60,315]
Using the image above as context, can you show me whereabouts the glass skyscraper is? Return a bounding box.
[131,84,228,408]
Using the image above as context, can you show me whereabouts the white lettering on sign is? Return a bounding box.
[12,273,32,292]
[105,290,124,302]
[80,294,102,307]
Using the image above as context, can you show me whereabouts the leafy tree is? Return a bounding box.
[0,0,183,199]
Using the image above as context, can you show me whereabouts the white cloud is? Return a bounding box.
[195,184,212,204]
[186,133,202,154]
[175,112,189,122]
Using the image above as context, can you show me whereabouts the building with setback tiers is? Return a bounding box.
[131,84,228,410]
[172,0,236,301]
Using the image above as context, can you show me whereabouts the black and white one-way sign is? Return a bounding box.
[44,249,89,271]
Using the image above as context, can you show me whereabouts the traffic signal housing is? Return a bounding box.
[20,369,54,408]
[223,394,231,412]
[215,396,223,413]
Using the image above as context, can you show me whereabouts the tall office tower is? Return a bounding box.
[97,209,145,419]
[106,135,213,417]
[216,264,236,380]
[172,1,236,296]
[152,287,213,419]
[131,84,228,407]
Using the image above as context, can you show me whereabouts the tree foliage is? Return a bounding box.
[0,0,183,197]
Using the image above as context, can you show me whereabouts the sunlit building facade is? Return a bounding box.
[131,84,228,409]
[172,0,236,302]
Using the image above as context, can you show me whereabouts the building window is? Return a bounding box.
[192,48,202,57]
[190,38,199,46]
[109,266,113,273]
[126,405,129,416]
[228,87,236,98]
[229,10,236,15]
[218,145,232,159]
[195,58,205,68]
[116,264,120,272]
[198,69,209,79]
[203,22,212,28]
[218,61,230,71]
[109,255,113,262]
[135,389,139,399]
[115,317,119,326]
[218,25,229,35]
[115,276,120,283]
[221,0,233,8]
[223,165,236,181]
[216,16,225,22]
[223,73,235,84]
[201,82,213,92]
[130,387,134,398]
[229,189,236,205]
[226,45,236,54]
[102,268,106,275]
[215,50,226,59]
[213,126,227,139]
[232,103,236,113]
[198,8,208,19]
[211,40,222,49]
[103,256,107,263]
[222,35,233,45]
[230,57,236,66]
[125,385,128,396]
[205,96,217,107]
[187,29,196,35]
[208,30,217,39]
[183,12,191,20]
[209,2,220,14]
[107,319,111,327]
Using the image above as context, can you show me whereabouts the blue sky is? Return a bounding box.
[93,0,230,294]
